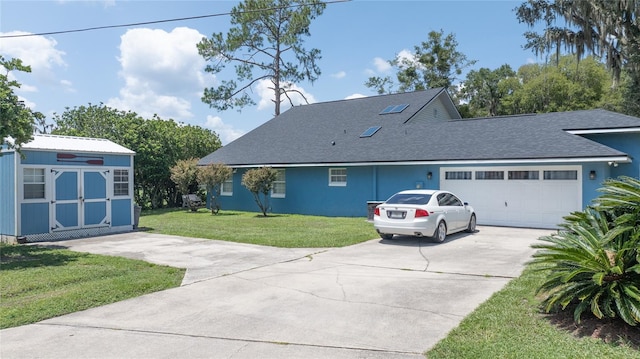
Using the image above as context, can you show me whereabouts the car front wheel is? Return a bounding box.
[465,214,476,233]
[433,221,447,243]
[380,233,394,240]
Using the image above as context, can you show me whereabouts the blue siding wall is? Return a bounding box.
[112,199,132,226]
[0,152,16,236]
[216,165,437,217]
[375,165,438,201]
[21,203,50,235]
[583,133,640,178]
[271,166,371,216]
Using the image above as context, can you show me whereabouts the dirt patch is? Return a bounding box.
[546,310,640,350]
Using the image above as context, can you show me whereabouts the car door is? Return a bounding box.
[438,193,466,231]
[447,194,467,230]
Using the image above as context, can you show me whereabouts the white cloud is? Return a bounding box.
[17,83,38,93]
[60,79,75,93]
[107,27,210,120]
[17,96,36,110]
[0,31,67,86]
[331,71,346,79]
[373,57,391,72]
[204,115,245,145]
[255,79,317,113]
[345,93,366,100]
[396,49,416,66]
[108,86,193,120]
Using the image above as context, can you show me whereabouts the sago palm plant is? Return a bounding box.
[531,176,640,326]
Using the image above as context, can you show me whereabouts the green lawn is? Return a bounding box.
[139,208,379,247]
[0,244,184,329]
[427,265,640,358]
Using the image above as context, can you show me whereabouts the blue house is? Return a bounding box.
[198,88,640,229]
[1,134,136,242]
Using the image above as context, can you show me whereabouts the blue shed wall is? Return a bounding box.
[10,149,134,240]
[112,199,132,226]
[21,150,131,167]
[21,203,50,235]
[0,152,17,236]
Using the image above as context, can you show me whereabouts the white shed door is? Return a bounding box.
[440,166,582,229]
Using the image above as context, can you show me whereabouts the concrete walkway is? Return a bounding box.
[0,226,551,358]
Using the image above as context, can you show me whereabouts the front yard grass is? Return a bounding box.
[140,208,379,248]
[0,244,184,329]
[427,264,640,358]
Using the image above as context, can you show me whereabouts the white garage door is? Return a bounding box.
[440,166,582,229]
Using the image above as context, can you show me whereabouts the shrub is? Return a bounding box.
[197,163,232,214]
[241,167,278,216]
[531,176,640,326]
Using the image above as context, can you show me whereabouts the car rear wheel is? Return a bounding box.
[432,221,447,243]
[380,233,394,240]
[465,214,476,233]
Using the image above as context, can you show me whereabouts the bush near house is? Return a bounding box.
[241,167,278,217]
[531,176,640,326]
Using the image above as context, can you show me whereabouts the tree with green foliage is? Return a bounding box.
[459,64,517,117]
[52,104,221,209]
[170,158,199,197]
[0,56,44,152]
[515,0,640,116]
[531,176,640,326]
[365,30,476,94]
[500,55,618,115]
[197,163,233,214]
[197,0,326,116]
[241,167,278,217]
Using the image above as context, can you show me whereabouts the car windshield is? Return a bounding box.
[385,193,432,205]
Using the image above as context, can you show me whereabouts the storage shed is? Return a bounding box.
[1,134,136,242]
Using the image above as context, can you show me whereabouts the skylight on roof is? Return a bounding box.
[360,126,381,138]
[380,104,409,114]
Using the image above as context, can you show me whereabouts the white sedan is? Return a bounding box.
[373,189,476,242]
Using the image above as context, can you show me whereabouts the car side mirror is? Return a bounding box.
[464,202,469,206]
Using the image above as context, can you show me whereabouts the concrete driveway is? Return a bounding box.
[0,226,551,358]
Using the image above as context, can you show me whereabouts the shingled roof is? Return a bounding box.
[199,90,640,167]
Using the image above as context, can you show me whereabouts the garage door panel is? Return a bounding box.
[441,166,581,229]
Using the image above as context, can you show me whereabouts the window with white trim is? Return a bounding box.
[114,169,129,196]
[329,168,347,186]
[272,169,286,198]
[221,176,233,195]
[24,168,45,199]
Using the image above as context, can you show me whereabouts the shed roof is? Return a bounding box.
[22,134,135,155]
[199,90,640,167]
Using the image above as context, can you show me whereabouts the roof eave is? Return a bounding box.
[219,155,632,168]
[566,127,640,135]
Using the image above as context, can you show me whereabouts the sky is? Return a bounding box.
[1,0,543,145]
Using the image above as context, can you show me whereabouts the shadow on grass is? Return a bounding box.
[0,245,80,270]
[545,309,640,350]
[252,214,285,218]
